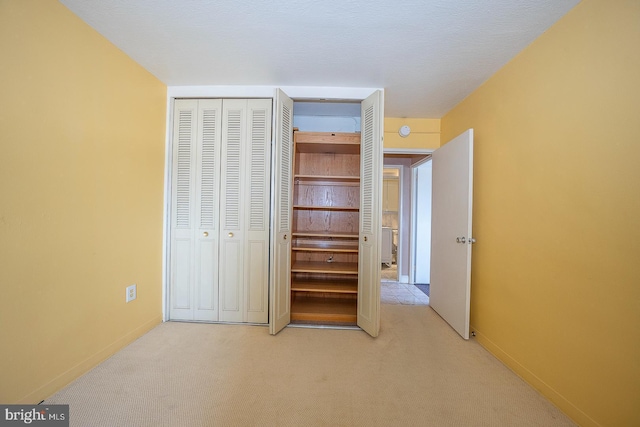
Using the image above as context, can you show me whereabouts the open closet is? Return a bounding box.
[270,89,383,337]
[289,130,361,324]
[165,87,383,337]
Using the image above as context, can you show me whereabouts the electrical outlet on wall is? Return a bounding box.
[126,284,137,303]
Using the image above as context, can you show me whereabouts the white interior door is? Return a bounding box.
[269,89,294,334]
[357,90,383,337]
[429,129,474,339]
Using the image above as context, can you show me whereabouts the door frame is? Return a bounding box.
[383,149,433,285]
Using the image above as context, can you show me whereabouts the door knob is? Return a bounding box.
[284,234,287,240]
[469,238,476,244]
[203,231,208,237]
[228,232,234,238]
[456,237,466,244]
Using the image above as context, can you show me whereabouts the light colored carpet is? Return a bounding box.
[45,305,575,426]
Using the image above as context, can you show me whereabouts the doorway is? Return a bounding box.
[382,149,433,284]
[380,156,430,305]
[381,167,400,282]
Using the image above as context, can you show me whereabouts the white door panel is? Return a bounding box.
[219,238,243,321]
[170,99,224,321]
[219,100,247,322]
[357,90,383,338]
[246,239,268,323]
[270,89,294,334]
[195,237,217,320]
[171,236,193,315]
[244,101,271,324]
[430,129,474,339]
[169,101,197,320]
[194,100,222,321]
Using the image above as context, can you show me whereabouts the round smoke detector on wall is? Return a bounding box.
[399,125,411,138]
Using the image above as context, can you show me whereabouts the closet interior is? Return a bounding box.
[290,130,361,324]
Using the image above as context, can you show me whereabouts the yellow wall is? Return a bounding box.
[441,1,640,426]
[384,118,440,149]
[0,0,166,403]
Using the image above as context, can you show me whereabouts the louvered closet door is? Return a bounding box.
[269,90,293,334]
[358,91,383,337]
[194,100,223,320]
[219,99,271,323]
[170,99,222,321]
[219,100,245,322]
[244,99,272,323]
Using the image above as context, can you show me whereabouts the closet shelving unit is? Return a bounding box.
[290,131,361,324]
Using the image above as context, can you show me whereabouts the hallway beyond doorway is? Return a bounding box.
[381,281,429,305]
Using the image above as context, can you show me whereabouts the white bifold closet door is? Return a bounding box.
[219,99,272,323]
[170,99,222,322]
[269,89,294,334]
[169,98,271,323]
[357,90,383,337]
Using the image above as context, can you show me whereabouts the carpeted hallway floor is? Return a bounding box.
[44,304,575,426]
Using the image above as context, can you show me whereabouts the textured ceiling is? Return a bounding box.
[59,0,580,118]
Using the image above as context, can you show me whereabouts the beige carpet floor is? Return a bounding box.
[45,304,576,426]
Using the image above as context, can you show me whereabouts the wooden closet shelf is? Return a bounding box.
[294,132,361,144]
[293,231,359,239]
[291,296,357,323]
[292,279,358,294]
[291,261,358,274]
[294,133,360,155]
[292,243,358,253]
[293,205,359,211]
[295,174,360,182]
[295,142,360,155]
